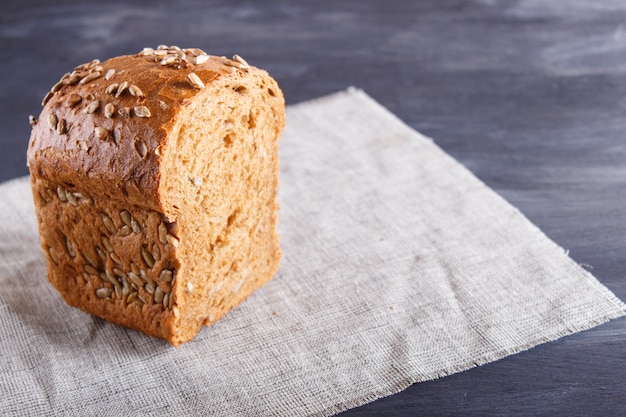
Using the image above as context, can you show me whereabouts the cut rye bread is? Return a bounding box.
[27,46,285,346]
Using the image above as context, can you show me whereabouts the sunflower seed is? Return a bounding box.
[105,83,118,95]
[83,100,100,114]
[48,246,59,264]
[47,113,58,131]
[134,140,147,158]
[159,269,173,283]
[99,271,111,283]
[195,54,209,65]
[140,269,155,286]
[51,80,65,93]
[78,140,88,152]
[162,293,169,309]
[108,271,121,287]
[66,238,76,257]
[186,72,204,89]
[129,84,143,97]
[232,54,250,69]
[157,222,167,244]
[137,293,148,304]
[84,264,98,276]
[28,115,38,126]
[152,244,161,262]
[133,106,151,118]
[96,287,112,299]
[166,234,179,247]
[154,49,167,56]
[160,55,177,66]
[168,292,173,308]
[118,107,131,118]
[118,225,131,236]
[154,287,165,303]
[131,218,142,234]
[141,246,155,268]
[91,65,104,73]
[68,94,82,108]
[105,69,116,80]
[56,118,67,135]
[115,81,129,98]
[42,91,53,107]
[66,72,82,85]
[127,271,143,287]
[73,192,88,202]
[101,236,113,252]
[110,252,123,265]
[145,282,155,294]
[81,252,95,269]
[184,47,206,56]
[94,126,110,141]
[113,268,126,278]
[139,47,154,56]
[120,210,132,227]
[57,185,68,202]
[127,291,138,304]
[103,214,117,234]
[79,71,101,85]
[104,103,115,118]
[96,246,107,262]
[113,284,122,299]
[66,190,77,206]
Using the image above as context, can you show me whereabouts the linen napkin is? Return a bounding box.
[1,88,624,416]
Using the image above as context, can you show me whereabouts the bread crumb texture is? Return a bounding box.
[27,46,285,346]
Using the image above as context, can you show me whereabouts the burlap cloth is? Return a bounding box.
[1,88,624,416]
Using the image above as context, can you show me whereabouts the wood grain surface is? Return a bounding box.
[2,0,625,415]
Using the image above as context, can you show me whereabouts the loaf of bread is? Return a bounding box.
[27,46,285,346]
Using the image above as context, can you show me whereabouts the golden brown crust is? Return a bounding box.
[28,49,250,215]
[28,46,284,346]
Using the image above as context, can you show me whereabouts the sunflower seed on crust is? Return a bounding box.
[48,247,59,264]
[96,288,112,299]
[115,81,129,98]
[133,106,151,118]
[158,222,167,244]
[79,71,101,85]
[83,100,100,114]
[84,264,99,276]
[104,103,115,118]
[129,84,143,97]
[195,54,209,65]
[105,83,119,94]
[186,72,204,89]
[56,118,67,135]
[94,126,110,141]
[68,94,82,108]
[47,113,58,131]
[232,54,250,68]
[42,91,53,107]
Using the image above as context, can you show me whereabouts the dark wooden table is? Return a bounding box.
[3,1,626,415]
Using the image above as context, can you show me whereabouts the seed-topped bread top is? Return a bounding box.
[27,46,255,217]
